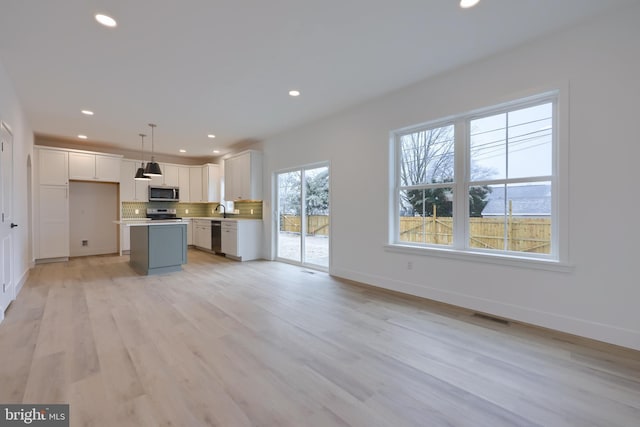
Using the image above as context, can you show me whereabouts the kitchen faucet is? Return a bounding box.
[215,203,227,218]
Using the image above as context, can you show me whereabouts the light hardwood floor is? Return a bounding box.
[1,249,639,427]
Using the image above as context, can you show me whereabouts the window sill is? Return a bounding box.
[384,244,574,273]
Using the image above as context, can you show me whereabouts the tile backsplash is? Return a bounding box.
[122,201,262,219]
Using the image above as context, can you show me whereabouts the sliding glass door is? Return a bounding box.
[276,164,329,269]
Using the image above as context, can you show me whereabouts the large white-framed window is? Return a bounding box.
[389,91,568,269]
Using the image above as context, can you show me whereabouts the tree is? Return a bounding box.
[277,168,329,216]
[469,186,490,217]
[278,171,301,215]
[399,126,491,217]
[305,168,329,215]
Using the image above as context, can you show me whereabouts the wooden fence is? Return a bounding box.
[280,215,330,236]
[281,215,551,254]
[398,216,551,254]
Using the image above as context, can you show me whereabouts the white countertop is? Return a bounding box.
[189,217,262,222]
[115,219,187,226]
[117,217,261,225]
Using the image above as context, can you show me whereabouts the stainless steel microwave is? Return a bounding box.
[149,186,180,201]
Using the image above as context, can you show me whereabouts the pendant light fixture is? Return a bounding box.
[143,123,162,176]
[134,133,151,180]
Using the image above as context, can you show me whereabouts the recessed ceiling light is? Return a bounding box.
[81,110,94,116]
[213,150,220,154]
[78,134,88,139]
[289,90,301,97]
[207,134,216,139]
[460,0,480,8]
[95,13,117,27]
[179,149,186,153]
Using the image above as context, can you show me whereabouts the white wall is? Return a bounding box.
[261,4,640,350]
[0,59,34,300]
[69,182,118,257]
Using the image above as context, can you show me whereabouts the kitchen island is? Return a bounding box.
[118,220,188,275]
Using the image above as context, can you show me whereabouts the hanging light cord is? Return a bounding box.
[139,133,146,166]
[149,123,156,160]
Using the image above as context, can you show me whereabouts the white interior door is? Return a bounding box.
[0,122,14,316]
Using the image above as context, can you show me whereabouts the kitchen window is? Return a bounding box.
[389,91,568,268]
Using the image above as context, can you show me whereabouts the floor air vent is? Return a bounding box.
[472,313,510,325]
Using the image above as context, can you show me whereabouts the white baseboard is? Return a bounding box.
[331,267,640,352]
[15,268,30,298]
[35,257,69,264]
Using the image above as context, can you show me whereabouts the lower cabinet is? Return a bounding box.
[221,222,238,257]
[121,225,130,253]
[189,218,262,261]
[37,185,69,260]
[221,220,262,261]
[193,219,211,250]
[186,219,193,246]
[130,224,187,275]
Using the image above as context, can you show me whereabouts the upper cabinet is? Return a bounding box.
[38,148,68,185]
[120,159,137,202]
[96,155,121,182]
[189,166,203,202]
[224,150,262,201]
[163,164,179,187]
[69,151,121,182]
[203,163,220,202]
[118,161,219,203]
[178,166,190,202]
[35,146,70,260]
[120,159,149,202]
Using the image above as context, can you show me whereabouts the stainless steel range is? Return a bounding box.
[146,208,181,220]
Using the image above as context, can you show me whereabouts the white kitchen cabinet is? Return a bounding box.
[120,159,136,202]
[148,166,164,186]
[203,163,220,202]
[185,219,193,246]
[69,151,121,182]
[224,150,262,201]
[37,185,69,259]
[221,220,262,261]
[121,224,131,253]
[69,152,94,179]
[193,219,211,250]
[120,159,149,201]
[163,164,179,187]
[96,155,121,182]
[38,148,68,185]
[189,167,204,202]
[178,166,190,202]
[35,147,70,261]
[221,221,238,257]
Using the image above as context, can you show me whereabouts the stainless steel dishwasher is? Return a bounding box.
[211,220,222,254]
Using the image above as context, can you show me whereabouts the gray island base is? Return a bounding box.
[129,223,187,275]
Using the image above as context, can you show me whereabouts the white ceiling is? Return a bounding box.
[0,0,631,160]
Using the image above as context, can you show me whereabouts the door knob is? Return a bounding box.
[10,223,18,228]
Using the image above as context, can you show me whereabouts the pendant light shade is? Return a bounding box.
[144,123,162,176]
[134,133,151,181]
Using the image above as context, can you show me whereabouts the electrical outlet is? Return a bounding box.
[82,240,88,247]
[134,209,139,214]
[234,209,240,214]
[250,209,254,215]
[185,209,189,214]
[407,261,413,270]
